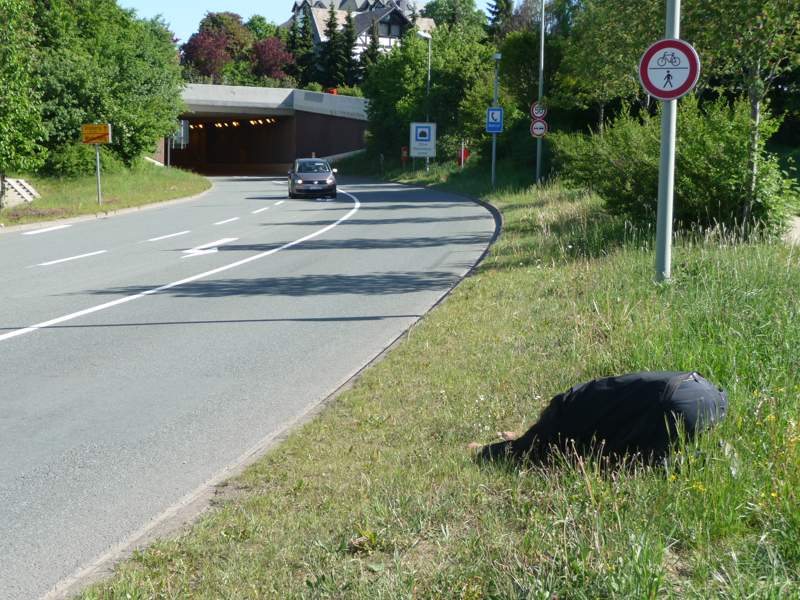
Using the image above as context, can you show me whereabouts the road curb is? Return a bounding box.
[44,179,503,600]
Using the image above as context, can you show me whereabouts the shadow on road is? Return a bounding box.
[80,271,460,299]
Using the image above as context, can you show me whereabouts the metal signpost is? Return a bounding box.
[81,123,112,206]
[536,0,546,184]
[409,122,437,160]
[487,52,503,188]
[638,0,700,281]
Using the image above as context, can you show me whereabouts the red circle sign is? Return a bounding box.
[639,39,700,100]
[530,119,548,138]
[531,103,547,119]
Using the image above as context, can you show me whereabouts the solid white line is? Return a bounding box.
[214,217,240,225]
[37,250,107,267]
[147,230,191,242]
[275,201,285,206]
[0,191,360,343]
[22,224,72,236]
[251,207,270,214]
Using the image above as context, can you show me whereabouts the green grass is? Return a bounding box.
[80,161,799,599]
[0,163,210,226]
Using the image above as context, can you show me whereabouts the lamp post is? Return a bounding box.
[417,30,432,172]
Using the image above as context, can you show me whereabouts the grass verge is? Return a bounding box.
[81,160,799,599]
[0,163,210,227]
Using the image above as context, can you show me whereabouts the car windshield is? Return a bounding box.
[297,161,331,174]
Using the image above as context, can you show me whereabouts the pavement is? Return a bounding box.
[0,176,497,600]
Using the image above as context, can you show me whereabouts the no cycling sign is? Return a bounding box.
[639,39,700,100]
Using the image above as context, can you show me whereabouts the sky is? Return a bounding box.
[119,1,493,45]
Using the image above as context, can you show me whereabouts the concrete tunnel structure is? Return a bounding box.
[164,84,368,175]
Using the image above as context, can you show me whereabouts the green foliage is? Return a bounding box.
[0,0,45,179]
[319,3,348,87]
[337,85,364,98]
[31,0,184,168]
[363,25,494,157]
[245,15,277,41]
[341,11,359,86]
[359,22,381,81]
[41,142,125,178]
[487,0,514,40]
[554,0,659,125]
[422,0,487,32]
[295,8,316,86]
[551,97,799,230]
[198,11,254,60]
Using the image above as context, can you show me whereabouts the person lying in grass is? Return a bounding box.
[469,371,728,464]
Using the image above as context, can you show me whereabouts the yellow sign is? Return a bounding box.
[81,123,112,145]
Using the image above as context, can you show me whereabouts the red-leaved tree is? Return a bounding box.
[182,30,231,82]
[251,37,295,80]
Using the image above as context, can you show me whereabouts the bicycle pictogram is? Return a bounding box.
[656,51,681,67]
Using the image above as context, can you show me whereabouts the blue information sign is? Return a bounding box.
[486,107,504,134]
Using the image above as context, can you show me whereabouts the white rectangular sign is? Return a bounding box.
[410,122,436,158]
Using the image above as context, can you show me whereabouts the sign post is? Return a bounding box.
[536,0,546,184]
[638,0,700,282]
[487,52,503,188]
[81,124,112,206]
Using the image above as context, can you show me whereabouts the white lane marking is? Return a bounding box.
[214,217,240,226]
[275,201,285,206]
[251,207,270,214]
[147,230,191,243]
[22,224,72,236]
[182,238,239,259]
[0,190,359,343]
[37,250,107,267]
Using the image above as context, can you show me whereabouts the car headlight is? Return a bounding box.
[326,177,334,184]
[295,178,303,184]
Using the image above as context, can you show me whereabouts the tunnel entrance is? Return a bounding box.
[170,115,296,175]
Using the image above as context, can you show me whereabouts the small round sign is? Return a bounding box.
[531,102,547,119]
[530,119,548,138]
[639,39,700,101]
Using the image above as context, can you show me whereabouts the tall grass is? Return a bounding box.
[81,167,799,599]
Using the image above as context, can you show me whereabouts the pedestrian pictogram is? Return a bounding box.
[639,39,700,101]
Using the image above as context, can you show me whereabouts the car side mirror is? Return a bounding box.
[287,170,293,175]
[332,168,338,174]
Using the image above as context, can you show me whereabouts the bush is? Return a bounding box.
[336,85,363,97]
[40,143,125,178]
[551,97,799,231]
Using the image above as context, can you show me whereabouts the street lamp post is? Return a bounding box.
[417,30,432,173]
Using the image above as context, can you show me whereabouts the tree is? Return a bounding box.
[0,0,45,201]
[198,12,254,60]
[685,0,800,221]
[360,22,382,79]
[295,8,316,86]
[31,0,184,169]
[245,15,277,41]
[320,2,346,87]
[341,11,359,86]
[554,0,659,130]
[487,0,513,40]
[422,0,486,32]
[252,37,295,80]
[182,30,231,83]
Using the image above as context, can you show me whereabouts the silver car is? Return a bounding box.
[288,158,338,199]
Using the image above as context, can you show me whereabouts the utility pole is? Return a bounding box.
[655,0,680,282]
[536,0,546,184]
[425,33,432,173]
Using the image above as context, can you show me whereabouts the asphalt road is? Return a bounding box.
[0,176,496,599]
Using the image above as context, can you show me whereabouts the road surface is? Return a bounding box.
[0,176,496,599]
